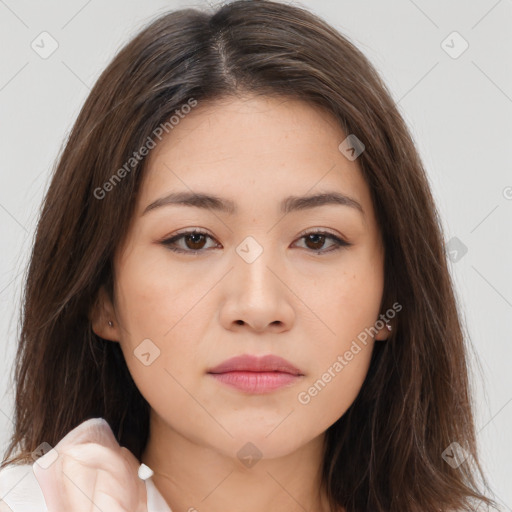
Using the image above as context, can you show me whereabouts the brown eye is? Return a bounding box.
[304,233,327,251]
[184,233,207,250]
[161,230,219,254]
[295,231,351,253]
[162,229,351,255]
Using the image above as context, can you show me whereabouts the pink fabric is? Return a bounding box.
[0,418,173,511]
[0,462,172,511]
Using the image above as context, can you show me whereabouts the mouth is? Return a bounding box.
[206,354,304,394]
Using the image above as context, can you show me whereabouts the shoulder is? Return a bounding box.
[0,463,47,511]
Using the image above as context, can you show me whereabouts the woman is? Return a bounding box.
[0,1,499,511]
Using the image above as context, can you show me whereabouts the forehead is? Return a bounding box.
[146,95,344,166]
[137,95,374,224]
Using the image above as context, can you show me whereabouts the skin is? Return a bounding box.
[91,94,390,512]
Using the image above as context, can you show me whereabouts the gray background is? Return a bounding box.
[0,0,511,509]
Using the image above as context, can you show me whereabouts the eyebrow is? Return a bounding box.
[142,190,364,217]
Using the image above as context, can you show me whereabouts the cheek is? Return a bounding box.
[296,250,382,415]
[112,250,210,394]
[307,252,384,350]
[114,247,210,339]
[294,342,374,435]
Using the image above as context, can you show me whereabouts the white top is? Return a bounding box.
[0,463,172,511]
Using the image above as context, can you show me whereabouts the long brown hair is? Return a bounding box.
[1,1,499,510]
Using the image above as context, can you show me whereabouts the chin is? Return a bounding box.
[216,428,313,463]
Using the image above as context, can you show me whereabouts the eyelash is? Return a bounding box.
[160,229,352,255]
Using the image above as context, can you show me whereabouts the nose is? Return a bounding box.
[218,243,295,333]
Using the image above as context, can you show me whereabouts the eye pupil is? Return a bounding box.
[164,230,345,255]
[305,233,325,250]
[186,233,206,250]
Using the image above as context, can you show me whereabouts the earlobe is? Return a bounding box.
[374,320,393,341]
[89,285,120,342]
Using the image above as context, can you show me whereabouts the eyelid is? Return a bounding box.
[293,228,352,252]
[295,226,347,240]
[160,228,351,254]
[161,228,218,252]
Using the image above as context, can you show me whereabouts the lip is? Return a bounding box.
[207,354,304,394]
[208,354,303,375]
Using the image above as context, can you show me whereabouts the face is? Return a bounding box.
[93,94,387,459]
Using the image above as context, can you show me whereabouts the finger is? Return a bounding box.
[34,418,122,479]
[88,491,131,512]
[59,462,101,512]
[34,454,97,512]
[33,455,65,512]
[119,446,143,477]
[34,418,120,474]
[34,446,121,512]
[41,462,128,512]
[93,468,145,512]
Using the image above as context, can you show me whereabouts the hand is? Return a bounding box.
[33,418,147,512]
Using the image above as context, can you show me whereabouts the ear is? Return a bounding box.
[374,317,393,342]
[89,285,121,342]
